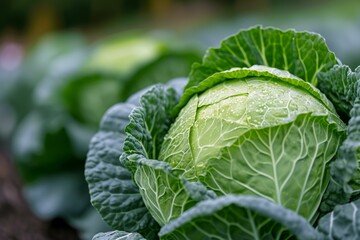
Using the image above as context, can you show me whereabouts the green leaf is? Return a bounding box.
[318,65,360,121]
[24,172,90,219]
[126,153,217,226]
[317,198,360,239]
[199,113,343,222]
[176,66,340,117]
[187,26,337,91]
[128,155,198,226]
[85,103,159,238]
[12,109,82,182]
[92,230,145,240]
[122,85,180,172]
[159,195,321,240]
[320,66,360,212]
[61,71,124,127]
[121,84,207,226]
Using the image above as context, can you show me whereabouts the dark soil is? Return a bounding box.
[0,144,80,240]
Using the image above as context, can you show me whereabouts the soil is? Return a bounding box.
[0,144,80,240]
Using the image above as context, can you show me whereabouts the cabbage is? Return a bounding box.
[86,26,360,239]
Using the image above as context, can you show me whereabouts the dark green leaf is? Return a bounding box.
[24,172,89,219]
[317,199,360,240]
[12,109,82,182]
[318,65,360,121]
[122,85,179,172]
[187,26,337,91]
[321,66,360,212]
[85,103,159,238]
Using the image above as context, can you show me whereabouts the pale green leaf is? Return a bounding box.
[200,113,343,222]
[159,195,321,240]
[92,230,145,240]
[129,156,197,226]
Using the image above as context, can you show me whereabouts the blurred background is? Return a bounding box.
[0,0,359,239]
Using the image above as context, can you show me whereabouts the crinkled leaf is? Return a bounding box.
[127,154,216,226]
[92,230,145,240]
[126,78,187,107]
[129,155,197,226]
[85,103,159,238]
[180,178,217,202]
[321,66,360,212]
[342,84,360,195]
[187,25,338,91]
[122,85,180,172]
[318,65,360,121]
[159,195,321,240]
[317,198,360,240]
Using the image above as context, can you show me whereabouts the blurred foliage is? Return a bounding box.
[4,31,200,239]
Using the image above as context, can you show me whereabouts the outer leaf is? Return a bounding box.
[92,230,145,240]
[320,66,360,212]
[318,65,360,120]
[122,85,179,172]
[85,103,159,238]
[317,199,360,240]
[187,26,338,91]
[87,80,187,237]
[159,195,321,240]
[128,155,198,226]
[126,154,217,226]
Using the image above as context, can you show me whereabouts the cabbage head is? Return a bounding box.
[157,65,345,224]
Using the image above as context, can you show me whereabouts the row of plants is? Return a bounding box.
[0,30,200,239]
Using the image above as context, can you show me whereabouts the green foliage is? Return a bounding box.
[85,102,160,239]
[187,26,337,89]
[317,199,360,239]
[85,26,360,239]
[8,30,200,240]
